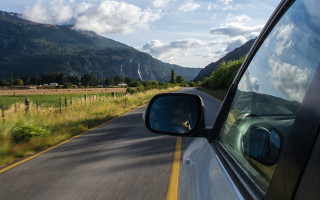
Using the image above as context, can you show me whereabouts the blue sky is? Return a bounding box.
[0,0,280,68]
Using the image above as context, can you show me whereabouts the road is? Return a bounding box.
[0,88,221,200]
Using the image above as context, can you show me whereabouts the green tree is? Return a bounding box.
[21,75,31,85]
[128,81,142,87]
[81,73,97,86]
[176,75,185,84]
[13,79,24,86]
[0,80,9,86]
[170,69,175,83]
[105,77,114,86]
[203,57,245,90]
[113,75,123,85]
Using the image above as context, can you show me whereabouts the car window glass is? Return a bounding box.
[218,0,320,191]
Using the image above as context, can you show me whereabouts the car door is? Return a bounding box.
[180,0,320,199]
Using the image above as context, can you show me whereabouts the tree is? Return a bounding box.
[124,77,134,84]
[56,73,66,85]
[67,75,80,85]
[0,80,9,86]
[105,77,114,86]
[113,75,123,85]
[81,73,97,86]
[13,79,24,86]
[21,75,31,85]
[170,69,175,83]
[176,75,185,84]
[31,75,41,85]
[10,73,13,86]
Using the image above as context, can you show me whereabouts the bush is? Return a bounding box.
[128,81,142,87]
[63,83,73,88]
[126,87,137,94]
[203,57,245,90]
[12,124,50,143]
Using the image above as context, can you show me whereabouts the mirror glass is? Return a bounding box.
[242,124,282,166]
[148,95,200,134]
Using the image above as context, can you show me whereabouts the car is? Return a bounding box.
[144,0,320,199]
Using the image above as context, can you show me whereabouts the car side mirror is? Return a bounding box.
[145,93,206,136]
[242,123,283,166]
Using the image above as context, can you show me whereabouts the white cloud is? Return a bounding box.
[225,36,248,51]
[222,4,240,11]
[22,0,161,34]
[273,24,294,56]
[178,0,200,13]
[268,58,309,102]
[143,38,207,56]
[220,0,233,4]
[152,0,171,8]
[226,14,251,22]
[238,70,259,92]
[142,38,227,67]
[210,23,262,38]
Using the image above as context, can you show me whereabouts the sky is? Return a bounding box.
[0,0,280,68]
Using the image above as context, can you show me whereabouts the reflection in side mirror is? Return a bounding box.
[242,124,283,166]
[145,93,204,135]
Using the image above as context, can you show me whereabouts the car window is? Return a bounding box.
[218,0,320,191]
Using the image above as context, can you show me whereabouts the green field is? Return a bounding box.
[0,93,125,109]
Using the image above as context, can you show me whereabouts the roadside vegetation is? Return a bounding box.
[199,56,245,100]
[0,85,180,167]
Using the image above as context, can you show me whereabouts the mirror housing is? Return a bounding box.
[242,123,283,166]
[145,93,207,137]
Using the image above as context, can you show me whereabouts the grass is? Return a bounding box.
[0,90,126,109]
[0,87,180,167]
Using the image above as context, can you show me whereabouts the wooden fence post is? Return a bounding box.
[25,99,30,114]
[14,103,17,113]
[70,97,73,108]
[1,105,5,123]
[37,100,40,113]
[60,98,62,114]
[65,97,67,112]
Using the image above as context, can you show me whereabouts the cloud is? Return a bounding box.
[141,38,226,67]
[178,0,200,13]
[238,70,259,92]
[273,24,294,56]
[152,0,171,8]
[219,0,233,4]
[22,0,161,34]
[225,36,248,51]
[226,14,251,22]
[143,38,206,57]
[268,57,309,102]
[210,23,262,38]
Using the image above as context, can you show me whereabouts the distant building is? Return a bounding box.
[118,82,127,87]
[97,85,104,88]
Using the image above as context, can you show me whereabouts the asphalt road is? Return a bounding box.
[0,88,221,200]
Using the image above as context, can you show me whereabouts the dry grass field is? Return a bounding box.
[0,88,127,96]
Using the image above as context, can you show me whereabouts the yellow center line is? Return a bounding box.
[0,104,147,174]
[167,136,182,200]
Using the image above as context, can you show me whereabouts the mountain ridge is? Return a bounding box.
[194,39,255,82]
[0,11,201,82]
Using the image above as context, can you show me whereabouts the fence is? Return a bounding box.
[0,92,127,123]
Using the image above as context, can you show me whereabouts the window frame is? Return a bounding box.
[210,0,320,199]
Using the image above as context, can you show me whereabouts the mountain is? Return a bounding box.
[0,11,201,82]
[193,39,255,82]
